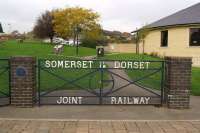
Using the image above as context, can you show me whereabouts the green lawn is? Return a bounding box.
[103,53,161,61]
[0,40,96,59]
[103,53,200,96]
[192,67,200,96]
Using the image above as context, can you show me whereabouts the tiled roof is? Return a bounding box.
[147,3,200,28]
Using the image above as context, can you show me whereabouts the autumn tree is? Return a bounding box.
[33,10,54,43]
[53,7,100,47]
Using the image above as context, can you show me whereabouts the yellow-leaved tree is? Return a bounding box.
[53,7,101,48]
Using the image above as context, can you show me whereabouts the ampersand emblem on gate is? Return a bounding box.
[89,71,115,95]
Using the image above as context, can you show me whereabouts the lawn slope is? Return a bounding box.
[0,40,96,59]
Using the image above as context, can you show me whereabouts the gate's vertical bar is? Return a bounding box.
[34,59,37,105]
[38,59,41,106]
[100,63,104,104]
[8,58,11,105]
[160,61,165,105]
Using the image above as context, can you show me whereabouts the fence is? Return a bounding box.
[0,59,10,106]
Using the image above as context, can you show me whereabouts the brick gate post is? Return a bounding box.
[164,57,192,109]
[10,57,36,107]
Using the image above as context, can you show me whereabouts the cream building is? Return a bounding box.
[133,3,200,66]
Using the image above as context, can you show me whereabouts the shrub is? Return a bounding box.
[149,52,159,57]
[80,39,97,48]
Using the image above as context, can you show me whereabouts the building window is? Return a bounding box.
[161,30,168,47]
[190,28,200,46]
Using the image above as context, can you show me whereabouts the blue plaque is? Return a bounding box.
[16,67,26,77]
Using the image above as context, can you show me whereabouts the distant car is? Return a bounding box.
[68,40,81,46]
[52,37,81,46]
[61,40,69,45]
[52,39,60,44]
[43,39,51,43]
[53,37,64,44]
[68,40,74,46]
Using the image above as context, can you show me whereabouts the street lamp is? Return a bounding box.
[75,25,81,56]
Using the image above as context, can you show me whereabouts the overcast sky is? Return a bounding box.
[0,0,199,33]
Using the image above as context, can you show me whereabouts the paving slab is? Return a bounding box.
[0,120,199,133]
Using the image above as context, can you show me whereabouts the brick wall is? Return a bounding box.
[10,57,36,107]
[165,56,192,109]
